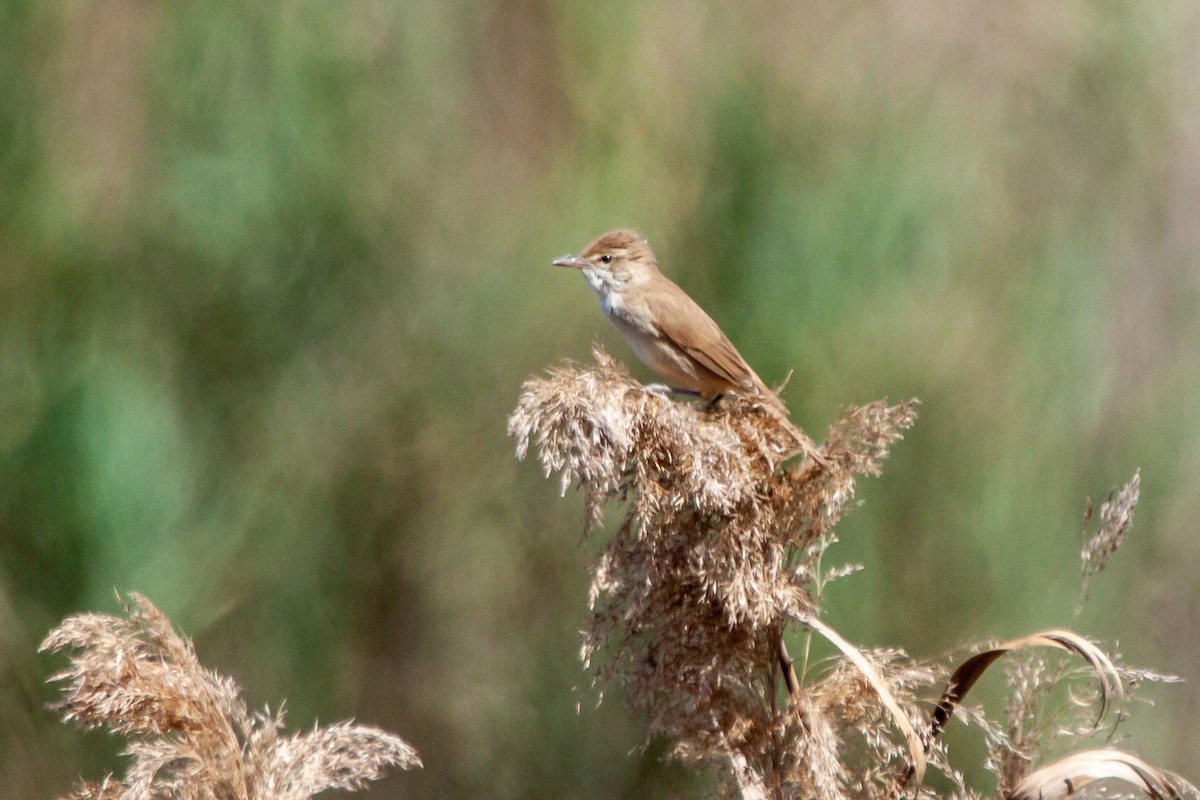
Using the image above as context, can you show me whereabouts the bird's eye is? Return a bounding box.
[599,254,613,264]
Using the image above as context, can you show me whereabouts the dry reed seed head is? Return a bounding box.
[265,722,423,798]
[508,347,794,530]
[509,348,918,620]
[510,351,925,797]
[39,593,244,738]
[41,592,420,800]
[1081,470,1141,581]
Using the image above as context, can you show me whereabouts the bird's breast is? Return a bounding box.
[598,288,650,335]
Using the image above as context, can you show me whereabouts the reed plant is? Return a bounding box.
[509,348,1193,800]
[41,593,420,800]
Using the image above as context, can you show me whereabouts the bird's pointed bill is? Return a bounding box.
[553,255,590,269]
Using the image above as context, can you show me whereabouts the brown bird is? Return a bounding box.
[554,229,826,465]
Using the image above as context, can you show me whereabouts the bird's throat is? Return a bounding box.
[581,268,607,296]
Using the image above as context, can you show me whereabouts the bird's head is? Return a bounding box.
[553,229,658,296]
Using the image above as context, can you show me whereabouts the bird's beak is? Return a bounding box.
[553,255,589,270]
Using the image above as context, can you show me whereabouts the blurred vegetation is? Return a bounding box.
[1,2,1198,797]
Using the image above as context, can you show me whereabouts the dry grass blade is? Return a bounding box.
[789,611,927,791]
[41,592,420,800]
[929,629,1122,742]
[1009,749,1192,800]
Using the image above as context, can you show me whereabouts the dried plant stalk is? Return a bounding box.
[41,592,421,800]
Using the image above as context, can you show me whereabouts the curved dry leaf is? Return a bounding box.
[929,629,1122,742]
[789,611,927,791]
[1010,749,1190,800]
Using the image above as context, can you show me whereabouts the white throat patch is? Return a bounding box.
[581,268,607,295]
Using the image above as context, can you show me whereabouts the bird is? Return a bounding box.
[554,229,826,466]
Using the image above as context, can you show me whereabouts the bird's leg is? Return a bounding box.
[643,383,702,400]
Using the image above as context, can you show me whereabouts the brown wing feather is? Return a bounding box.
[645,281,760,392]
[643,276,800,434]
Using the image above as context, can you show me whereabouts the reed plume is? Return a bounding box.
[41,592,420,800]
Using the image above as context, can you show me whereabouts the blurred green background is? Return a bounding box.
[2,2,1198,797]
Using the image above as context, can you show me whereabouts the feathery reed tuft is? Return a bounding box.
[41,592,420,800]
[1080,470,1141,601]
[510,349,1197,799]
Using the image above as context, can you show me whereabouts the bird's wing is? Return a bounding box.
[645,283,760,392]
